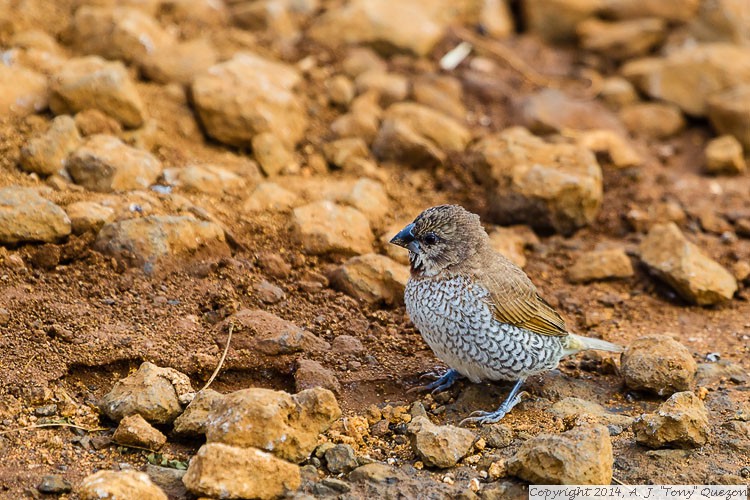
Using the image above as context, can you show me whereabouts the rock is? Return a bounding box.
[707,85,750,150]
[577,17,666,60]
[705,135,747,175]
[327,74,356,107]
[697,360,750,386]
[145,465,188,500]
[323,138,371,171]
[38,475,72,494]
[72,6,174,65]
[205,387,341,463]
[468,127,602,236]
[507,424,613,485]
[95,215,228,270]
[141,38,218,85]
[488,227,528,268]
[79,470,167,500]
[689,0,750,45]
[349,463,399,483]
[639,222,737,305]
[551,398,635,427]
[475,0,514,38]
[75,109,123,136]
[220,309,329,356]
[183,443,300,499]
[253,133,299,177]
[254,279,285,304]
[633,392,710,448]
[19,116,82,176]
[192,52,307,148]
[163,164,244,195]
[50,56,145,128]
[324,444,358,474]
[0,64,48,117]
[342,47,387,78]
[407,416,475,468]
[519,88,625,134]
[308,0,445,56]
[599,77,638,109]
[412,74,466,120]
[67,135,162,192]
[568,248,634,283]
[0,187,71,244]
[331,91,382,144]
[625,44,750,116]
[372,100,473,165]
[523,0,601,42]
[99,361,193,424]
[479,423,513,448]
[295,359,341,394]
[113,413,167,450]
[355,71,410,106]
[331,335,364,354]
[173,389,225,436]
[619,102,686,139]
[602,0,700,22]
[292,201,374,255]
[574,129,642,168]
[329,253,409,304]
[65,201,116,235]
[243,182,299,212]
[621,335,697,396]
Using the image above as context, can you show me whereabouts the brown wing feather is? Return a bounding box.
[474,254,568,337]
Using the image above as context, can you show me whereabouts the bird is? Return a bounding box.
[390,204,624,425]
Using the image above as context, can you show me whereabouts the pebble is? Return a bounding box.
[412,74,466,120]
[37,474,72,494]
[34,404,57,417]
[49,56,145,128]
[707,86,750,151]
[295,359,341,394]
[94,215,229,270]
[67,135,162,192]
[0,64,48,117]
[173,389,225,436]
[519,88,625,134]
[468,127,602,236]
[79,470,167,500]
[205,387,341,463]
[20,115,82,176]
[407,416,475,468]
[704,135,747,175]
[292,201,374,255]
[113,413,167,450]
[479,423,513,449]
[252,132,299,176]
[619,102,686,139]
[331,335,364,354]
[253,279,286,304]
[551,397,635,427]
[639,222,737,305]
[327,74,356,106]
[163,165,244,195]
[507,424,613,485]
[140,38,218,86]
[577,17,666,60]
[0,187,71,244]
[99,362,193,424]
[144,465,187,500]
[621,335,697,396]
[329,253,409,304]
[192,52,307,148]
[243,182,299,212]
[355,71,409,106]
[568,248,634,283]
[324,444,358,474]
[75,109,123,136]
[633,392,710,449]
[599,77,638,109]
[183,443,301,499]
[65,201,115,235]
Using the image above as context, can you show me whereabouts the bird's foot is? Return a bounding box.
[407,368,461,394]
[459,391,529,426]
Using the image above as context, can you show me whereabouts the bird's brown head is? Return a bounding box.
[390,205,489,277]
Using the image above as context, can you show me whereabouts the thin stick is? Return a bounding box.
[200,323,233,392]
[0,422,109,436]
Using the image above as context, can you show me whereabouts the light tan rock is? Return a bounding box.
[326,74,356,107]
[140,38,218,85]
[65,201,115,235]
[705,135,746,175]
[252,132,298,176]
[412,74,466,120]
[355,71,410,106]
[568,248,634,282]
[507,424,613,485]
[575,129,642,168]
[621,335,697,396]
[0,187,71,244]
[379,102,471,152]
[292,201,374,255]
[599,77,639,109]
[80,470,167,500]
[183,443,300,500]
[577,17,666,60]
[173,389,225,436]
[19,116,82,176]
[601,0,700,22]
[329,253,409,304]
[50,56,145,128]
[689,0,750,45]
[113,413,167,450]
[639,222,737,305]
[519,88,625,135]
[407,416,475,468]
[205,387,341,463]
[488,227,528,268]
[0,64,48,117]
[620,102,686,139]
[295,359,341,394]
[163,165,244,194]
[243,182,298,212]
[707,85,750,150]
[524,0,602,42]
[550,398,634,427]
[633,392,710,448]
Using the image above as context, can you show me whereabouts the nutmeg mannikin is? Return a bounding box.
[390,205,623,425]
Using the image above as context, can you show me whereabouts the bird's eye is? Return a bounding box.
[423,232,439,245]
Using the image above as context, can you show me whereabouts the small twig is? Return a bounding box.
[200,323,233,392]
[0,423,109,436]
[23,353,38,371]
[612,477,628,485]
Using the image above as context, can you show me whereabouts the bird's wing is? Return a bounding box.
[474,254,568,337]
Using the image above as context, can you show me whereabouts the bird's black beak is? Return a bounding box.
[390,223,419,252]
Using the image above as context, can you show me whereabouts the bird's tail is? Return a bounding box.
[563,333,625,356]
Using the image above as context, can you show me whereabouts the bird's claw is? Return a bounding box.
[459,391,529,426]
[407,368,461,394]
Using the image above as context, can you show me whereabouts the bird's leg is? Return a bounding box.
[408,368,462,394]
[460,378,526,426]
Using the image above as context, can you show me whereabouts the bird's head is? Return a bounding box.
[390,205,488,276]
